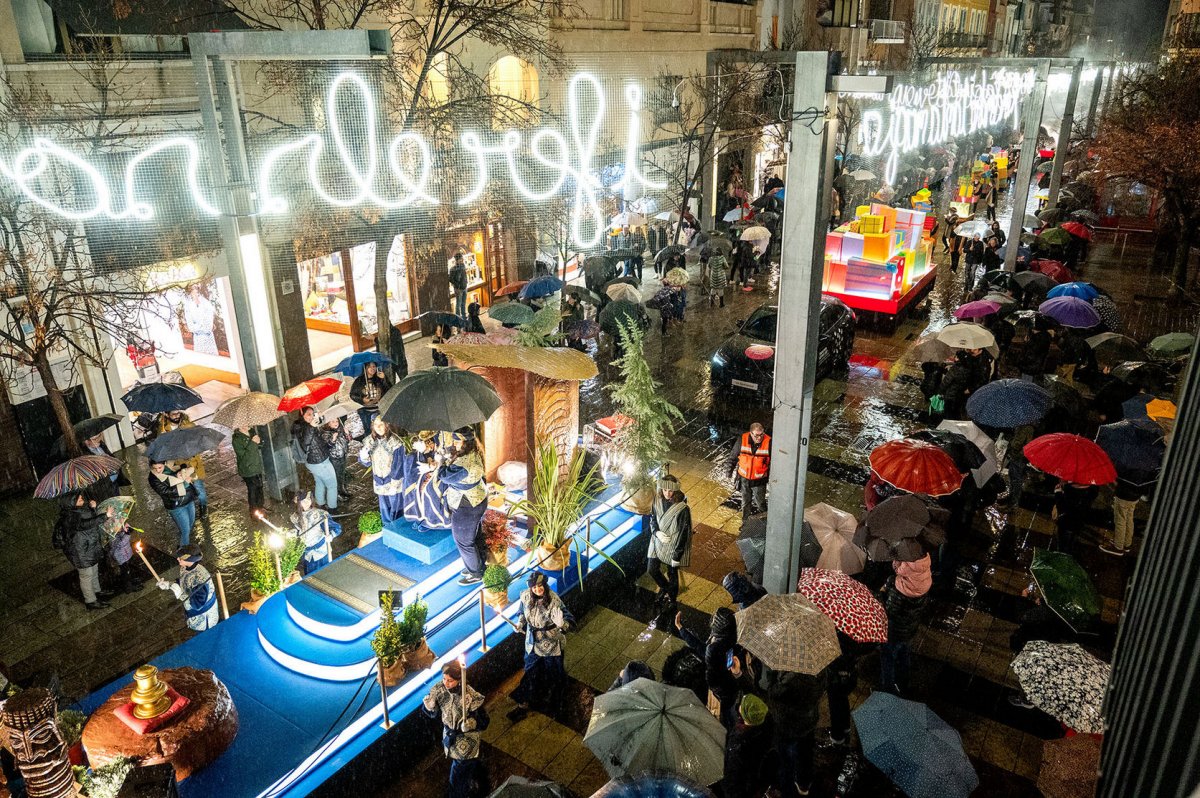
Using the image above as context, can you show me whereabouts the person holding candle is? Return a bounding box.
[421,660,489,798]
[156,544,218,631]
[290,490,341,575]
[507,572,575,723]
[148,460,199,545]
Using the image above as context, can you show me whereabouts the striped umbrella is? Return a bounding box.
[34,455,123,499]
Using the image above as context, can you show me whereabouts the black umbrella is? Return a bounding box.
[856,495,948,562]
[598,300,645,336]
[655,245,687,264]
[609,247,639,260]
[563,284,603,305]
[1087,334,1147,368]
[1113,361,1173,394]
[584,256,620,292]
[145,426,226,461]
[751,193,782,212]
[1036,376,1088,433]
[907,430,984,475]
[736,513,766,582]
[120,382,203,413]
[378,367,502,432]
[73,414,123,441]
[1096,419,1165,477]
[487,776,569,798]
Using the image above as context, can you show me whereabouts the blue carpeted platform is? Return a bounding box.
[75,480,643,798]
[381,520,458,564]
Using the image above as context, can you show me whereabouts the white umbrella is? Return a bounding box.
[936,323,996,351]
[723,206,751,222]
[584,678,726,784]
[936,419,998,487]
[630,197,658,215]
[655,210,680,223]
[848,169,876,181]
[605,283,642,304]
[739,225,772,256]
[610,211,646,229]
[321,401,361,422]
[955,220,993,238]
[804,503,866,574]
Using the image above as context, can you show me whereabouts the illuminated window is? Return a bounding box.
[487,55,540,127]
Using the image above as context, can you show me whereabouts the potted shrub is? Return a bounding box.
[56,708,87,766]
[397,596,434,672]
[81,756,134,798]
[371,591,406,687]
[482,564,513,611]
[357,510,384,548]
[243,532,306,613]
[512,438,616,574]
[481,510,512,566]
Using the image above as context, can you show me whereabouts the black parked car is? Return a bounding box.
[709,296,856,402]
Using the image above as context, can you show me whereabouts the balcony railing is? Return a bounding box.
[938,31,988,49]
[869,18,906,44]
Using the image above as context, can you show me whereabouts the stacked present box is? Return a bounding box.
[822,202,935,301]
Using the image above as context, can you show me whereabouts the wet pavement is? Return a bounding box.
[0,207,1195,795]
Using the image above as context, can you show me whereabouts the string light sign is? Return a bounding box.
[0,72,663,250]
[858,69,1035,185]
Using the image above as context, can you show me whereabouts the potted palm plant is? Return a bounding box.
[512,438,614,575]
[397,596,434,672]
[371,591,406,687]
[607,317,683,513]
[482,564,513,611]
[243,532,306,613]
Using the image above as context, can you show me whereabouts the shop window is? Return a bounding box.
[487,55,540,128]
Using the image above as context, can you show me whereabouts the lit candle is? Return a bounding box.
[255,509,287,534]
[458,654,467,709]
[214,570,229,620]
[134,541,161,582]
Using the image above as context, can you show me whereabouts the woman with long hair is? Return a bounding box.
[437,428,489,585]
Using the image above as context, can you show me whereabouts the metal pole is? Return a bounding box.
[478,591,488,653]
[377,662,392,730]
[1004,60,1050,272]
[1047,59,1083,208]
[762,51,838,595]
[1083,64,1104,139]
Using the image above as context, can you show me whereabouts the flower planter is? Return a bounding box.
[535,542,571,572]
[483,587,509,611]
[402,638,437,672]
[358,531,382,548]
[241,572,301,614]
[486,547,510,567]
[621,485,655,514]
[379,658,406,687]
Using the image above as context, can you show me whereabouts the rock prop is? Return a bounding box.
[1,687,76,798]
[82,668,238,781]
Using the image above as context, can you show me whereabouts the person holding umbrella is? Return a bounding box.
[53,493,112,610]
[647,474,692,606]
[421,660,489,798]
[79,428,128,500]
[156,544,218,632]
[232,427,265,514]
[321,416,352,502]
[291,406,339,511]
[437,430,489,586]
[508,572,575,723]
[729,423,771,519]
[148,460,199,544]
[350,360,390,433]
[449,252,469,321]
[879,549,932,694]
[155,410,207,517]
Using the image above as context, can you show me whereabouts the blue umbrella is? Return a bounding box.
[519,274,564,300]
[333,351,392,377]
[852,692,978,798]
[996,244,1032,263]
[1096,419,1165,477]
[1046,281,1100,301]
[590,775,714,798]
[966,379,1052,428]
[120,382,203,413]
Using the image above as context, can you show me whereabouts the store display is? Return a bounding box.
[822,202,937,315]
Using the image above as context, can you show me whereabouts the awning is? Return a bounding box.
[45,0,249,36]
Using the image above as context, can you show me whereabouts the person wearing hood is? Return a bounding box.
[608,660,655,692]
[647,474,692,605]
[676,607,739,727]
[53,493,112,610]
[157,544,219,631]
[464,301,486,334]
[938,351,975,420]
[508,571,575,722]
[722,571,767,609]
[721,694,772,798]
[880,552,932,694]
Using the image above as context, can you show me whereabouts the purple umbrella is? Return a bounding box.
[953,300,1002,320]
[1038,296,1101,329]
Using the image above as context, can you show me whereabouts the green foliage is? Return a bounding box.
[607,317,684,494]
[248,532,307,595]
[81,756,134,798]
[515,295,565,347]
[483,564,513,592]
[371,591,404,667]
[398,595,429,649]
[56,708,86,747]
[358,510,384,536]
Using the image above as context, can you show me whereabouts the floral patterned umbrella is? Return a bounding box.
[735,593,840,675]
[796,568,887,643]
[1012,641,1110,733]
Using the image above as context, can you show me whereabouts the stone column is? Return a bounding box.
[1,688,76,798]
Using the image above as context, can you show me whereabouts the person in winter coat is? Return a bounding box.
[827,632,874,745]
[350,361,390,432]
[722,571,767,609]
[1057,328,1096,385]
[880,553,931,694]
[155,411,207,516]
[733,240,756,287]
[938,352,975,420]
[982,237,1003,272]
[55,494,112,609]
[464,301,486,334]
[148,460,199,545]
[449,252,469,321]
[508,571,575,722]
[80,432,128,500]
[919,362,947,407]
[721,694,772,798]
[676,607,739,728]
[706,253,729,307]
[963,234,986,285]
[422,660,489,798]
[321,417,352,501]
[1053,480,1098,556]
[1019,323,1054,379]
[156,544,218,631]
[106,515,140,594]
[232,427,265,514]
[647,474,692,605]
[292,406,339,510]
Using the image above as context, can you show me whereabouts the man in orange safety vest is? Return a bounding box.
[729,423,770,519]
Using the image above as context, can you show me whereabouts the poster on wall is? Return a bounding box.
[386,234,413,325]
[177,279,231,357]
[4,354,81,405]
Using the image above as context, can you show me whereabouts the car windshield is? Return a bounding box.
[740,308,777,343]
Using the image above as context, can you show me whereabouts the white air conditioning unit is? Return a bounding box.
[869,18,906,43]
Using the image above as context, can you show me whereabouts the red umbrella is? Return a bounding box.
[796,567,888,643]
[495,281,528,297]
[1024,433,1117,485]
[869,439,964,497]
[278,377,342,412]
[1059,221,1092,241]
[1031,259,1075,284]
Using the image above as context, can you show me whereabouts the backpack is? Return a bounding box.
[290,435,307,464]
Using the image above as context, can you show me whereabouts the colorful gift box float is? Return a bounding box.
[822,204,938,316]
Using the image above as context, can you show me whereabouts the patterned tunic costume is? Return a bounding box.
[439,447,489,576]
[421,681,488,760]
[360,434,406,524]
[291,507,343,574]
[511,578,575,709]
[173,564,219,631]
